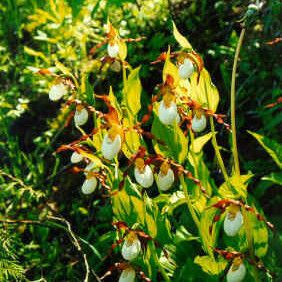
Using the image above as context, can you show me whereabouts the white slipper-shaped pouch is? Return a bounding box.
[119,266,136,282]
[74,106,88,126]
[178,58,194,79]
[49,82,67,101]
[121,232,141,261]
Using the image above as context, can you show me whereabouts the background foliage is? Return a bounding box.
[0,0,281,281]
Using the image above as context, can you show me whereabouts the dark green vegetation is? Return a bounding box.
[0,0,281,281]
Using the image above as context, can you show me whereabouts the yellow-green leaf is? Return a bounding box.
[190,68,219,112]
[248,131,282,169]
[194,256,227,275]
[24,46,49,63]
[118,40,127,61]
[172,21,193,50]
[162,47,180,86]
[218,174,253,199]
[123,67,142,120]
[55,61,72,77]
[108,86,122,119]
[191,132,213,153]
[76,148,103,168]
[122,118,141,159]
[199,197,221,257]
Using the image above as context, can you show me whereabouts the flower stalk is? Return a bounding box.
[231,27,246,176]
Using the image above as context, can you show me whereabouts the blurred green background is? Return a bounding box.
[0,0,281,281]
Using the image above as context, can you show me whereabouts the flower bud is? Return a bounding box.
[119,267,136,282]
[74,107,88,126]
[107,42,119,58]
[223,205,243,237]
[156,162,174,191]
[178,58,194,79]
[191,114,207,132]
[70,151,83,163]
[121,232,141,261]
[158,99,178,125]
[134,158,154,188]
[81,177,97,195]
[226,258,246,282]
[101,133,122,160]
[49,82,67,101]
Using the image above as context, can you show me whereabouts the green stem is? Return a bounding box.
[189,130,199,178]
[202,71,231,189]
[231,27,246,176]
[149,241,171,282]
[189,130,200,198]
[209,117,232,189]
[179,175,200,229]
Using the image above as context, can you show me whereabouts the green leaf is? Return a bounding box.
[246,198,269,258]
[118,40,127,61]
[199,197,221,257]
[151,105,188,163]
[218,174,253,199]
[55,61,73,77]
[24,46,49,63]
[122,118,141,158]
[112,177,146,227]
[172,21,193,50]
[123,67,142,120]
[191,132,213,153]
[261,171,282,185]
[248,131,282,168]
[161,191,186,215]
[162,47,180,85]
[190,68,219,112]
[194,255,227,276]
[108,86,122,119]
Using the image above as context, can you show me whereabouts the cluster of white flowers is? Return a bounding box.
[134,158,175,192]
[49,82,90,127]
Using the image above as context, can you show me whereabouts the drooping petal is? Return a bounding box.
[226,263,246,282]
[121,237,141,261]
[156,168,175,191]
[49,83,67,101]
[134,165,154,188]
[119,267,136,282]
[224,210,243,237]
[101,134,122,160]
[158,100,178,125]
[81,177,97,195]
[74,108,88,126]
[70,151,83,163]
[191,114,207,132]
